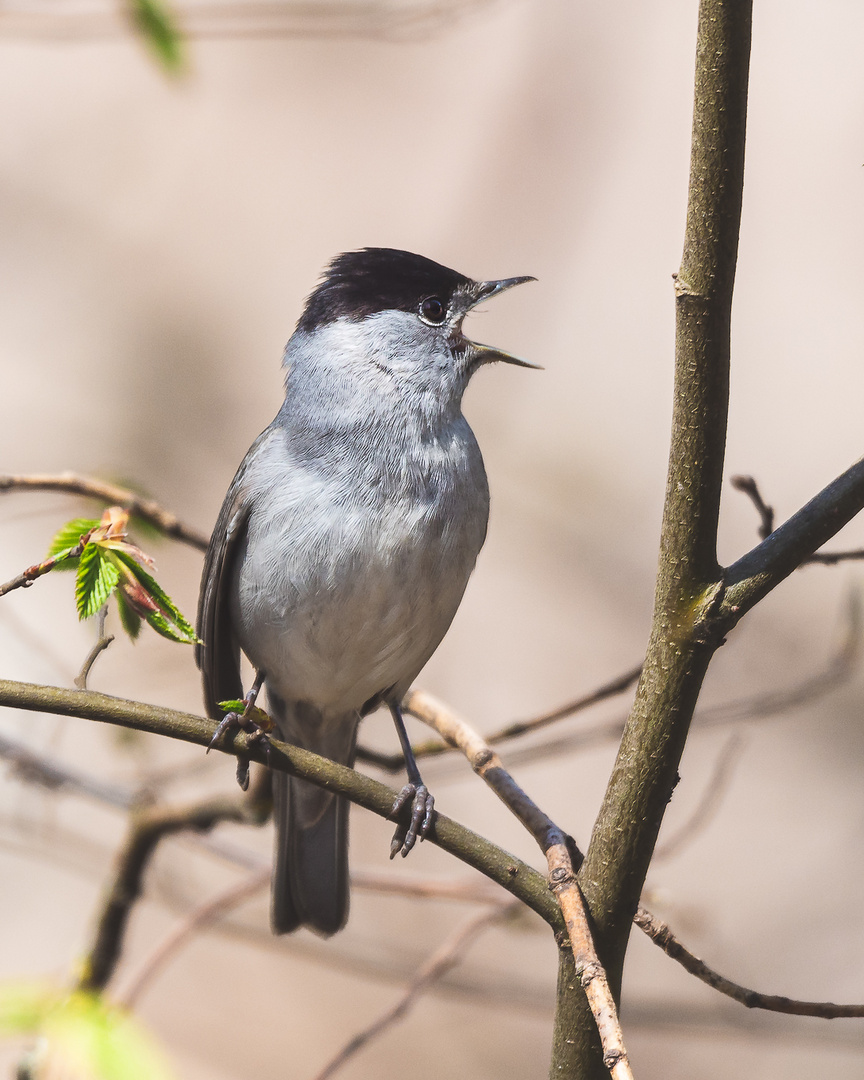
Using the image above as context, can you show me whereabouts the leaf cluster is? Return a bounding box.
[46,508,199,645]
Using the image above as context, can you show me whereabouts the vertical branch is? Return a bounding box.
[559,4,753,1072]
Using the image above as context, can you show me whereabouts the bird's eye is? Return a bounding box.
[419,296,446,325]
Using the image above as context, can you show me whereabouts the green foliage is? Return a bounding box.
[45,510,200,646]
[115,590,143,640]
[126,0,185,72]
[47,517,99,571]
[76,544,121,620]
[0,983,175,1080]
[217,700,273,732]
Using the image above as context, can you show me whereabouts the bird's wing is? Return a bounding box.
[196,436,266,719]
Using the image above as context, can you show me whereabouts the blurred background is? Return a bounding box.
[2,0,864,1076]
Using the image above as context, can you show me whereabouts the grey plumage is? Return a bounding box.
[197,249,534,935]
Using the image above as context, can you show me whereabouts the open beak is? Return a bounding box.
[465,275,542,369]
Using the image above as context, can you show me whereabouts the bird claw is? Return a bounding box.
[389,783,435,858]
[207,706,272,792]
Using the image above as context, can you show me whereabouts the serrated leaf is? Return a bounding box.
[113,551,200,644]
[116,590,142,641]
[47,518,99,570]
[127,0,185,72]
[76,546,121,620]
[143,608,198,644]
[0,983,175,1080]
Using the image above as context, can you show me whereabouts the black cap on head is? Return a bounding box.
[297,248,472,333]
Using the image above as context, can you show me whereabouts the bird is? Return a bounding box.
[196,247,536,936]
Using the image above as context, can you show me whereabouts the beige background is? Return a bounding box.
[2,1,864,1076]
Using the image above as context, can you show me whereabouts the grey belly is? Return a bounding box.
[232,499,483,717]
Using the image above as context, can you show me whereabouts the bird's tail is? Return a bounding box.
[269,697,358,936]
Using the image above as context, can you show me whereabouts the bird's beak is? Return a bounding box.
[465,276,542,369]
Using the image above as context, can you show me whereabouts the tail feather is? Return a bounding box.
[271,771,349,935]
[268,695,357,936]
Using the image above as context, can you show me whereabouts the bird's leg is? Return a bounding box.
[207,669,270,790]
[388,700,435,857]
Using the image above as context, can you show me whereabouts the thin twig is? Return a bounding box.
[75,607,115,689]
[634,907,864,1018]
[0,731,135,809]
[408,689,634,1080]
[0,472,209,551]
[310,902,519,1080]
[731,475,774,537]
[358,663,643,772]
[496,608,859,771]
[485,664,643,745]
[76,793,268,993]
[653,734,744,861]
[118,867,271,1007]
[733,473,864,565]
[0,532,91,598]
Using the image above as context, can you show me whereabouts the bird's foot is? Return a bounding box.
[389,783,435,858]
[209,698,273,791]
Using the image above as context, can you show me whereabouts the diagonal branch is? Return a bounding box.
[0,472,209,551]
[634,907,864,1018]
[310,902,519,1080]
[0,677,558,927]
[722,458,864,625]
[408,689,634,1080]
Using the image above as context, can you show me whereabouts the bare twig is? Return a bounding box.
[75,607,115,689]
[733,473,864,566]
[496,606,858,770]
[118,867,271,1007]
[0,531,92,598]
[76,794,266,993]
[654,734,744,861]
[408,689,634,1080]
[310,901,519,1080]
[358,663,643,772]
[485,664,643,745]
[634,907,864,1018]
[0,731,135,809]
[731,475,774,537]
[0,472,209,551]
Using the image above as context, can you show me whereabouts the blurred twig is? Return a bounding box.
[118,867,271,1007]
[634,907,864,1018]
[358,664,643,771]
[653,734,744,861]
[0,472,209,550]
[76,791,268,993]
[310,901,519,1080]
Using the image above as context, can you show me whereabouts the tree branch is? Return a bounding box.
[723,460,864,624]
[0,472,209,551]
[577,8,753,1042]
[0,677,559,927]
[408,689,634,1080]
[634,907,864,1018]
[76,794,261,993]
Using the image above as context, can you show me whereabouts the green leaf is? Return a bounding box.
[127,0,185,72]
[47,518,99,571]
[115,590,142,640]
[113,551,200,645]
[218,699,246,713]
[0,983,175,1080]
[76,545,121,620]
